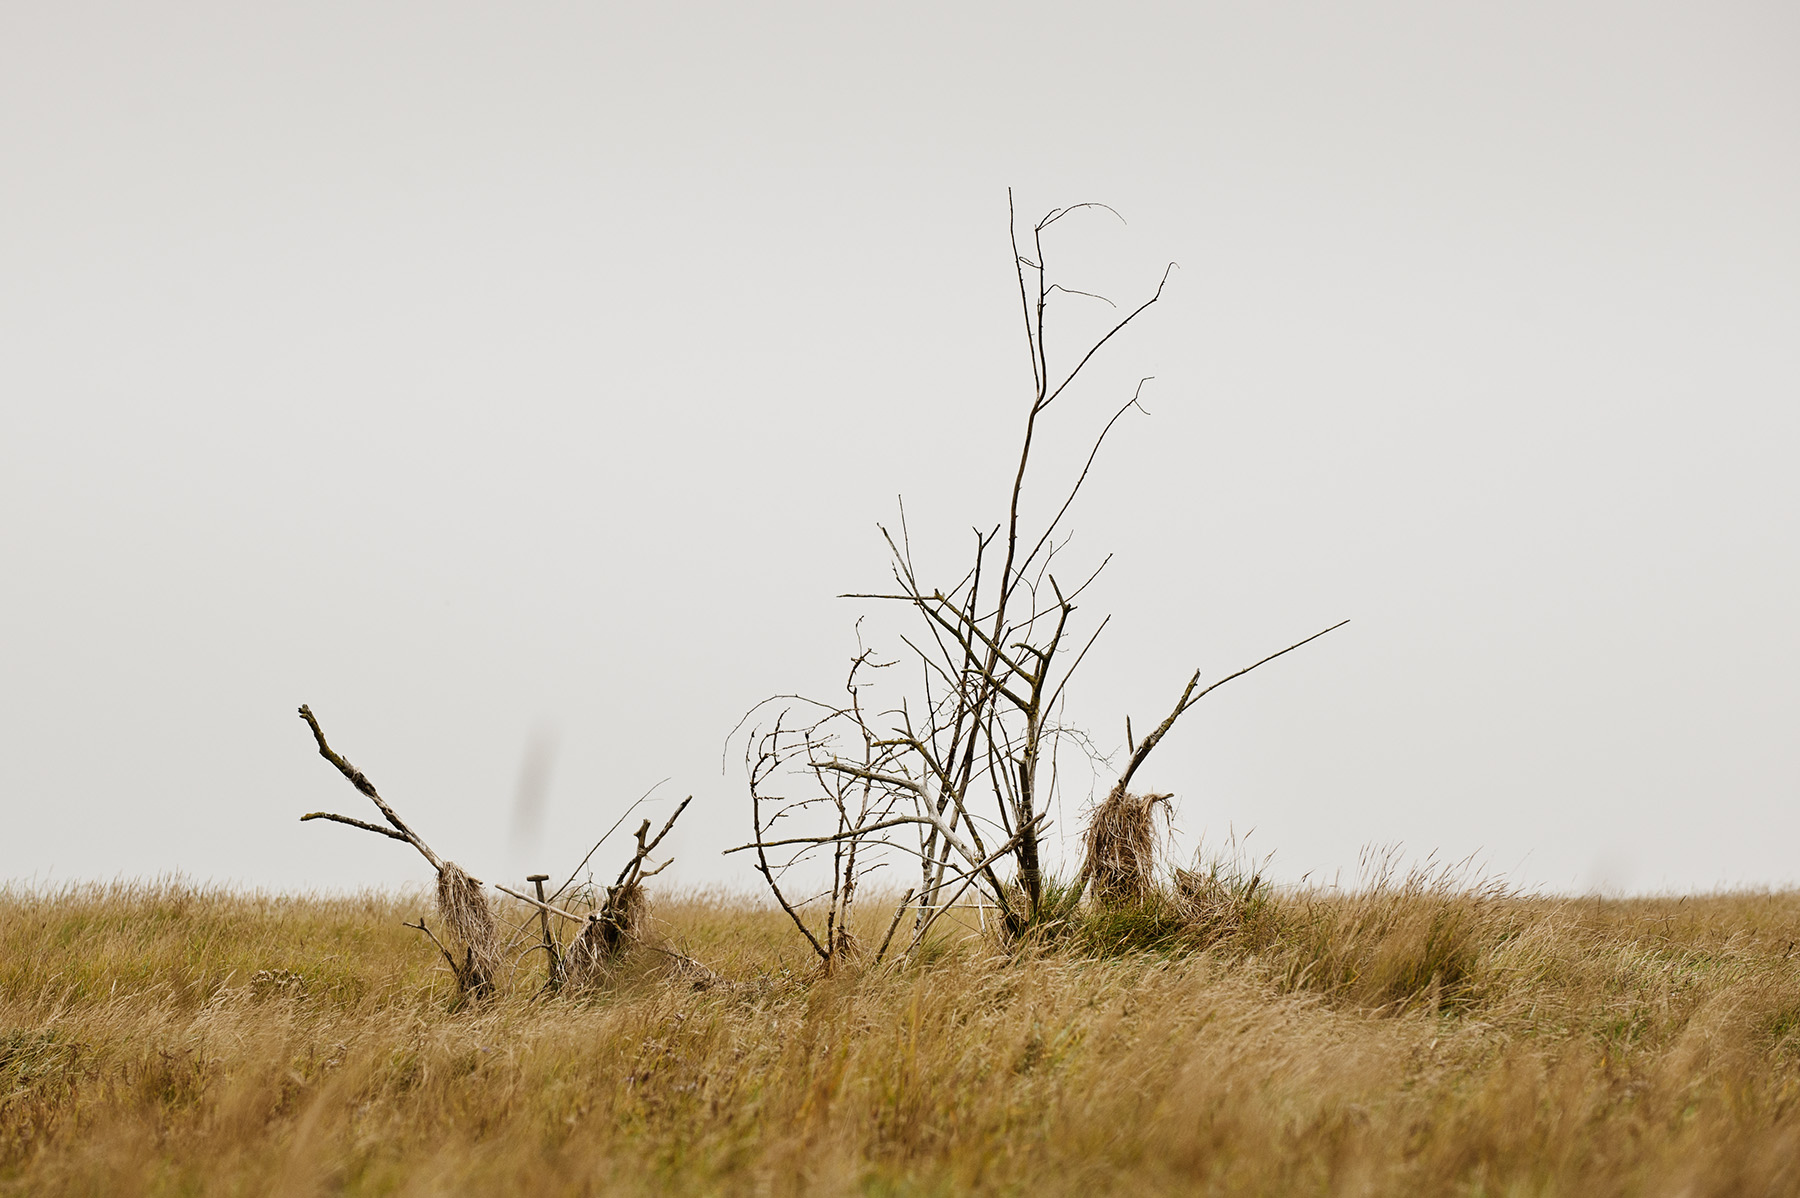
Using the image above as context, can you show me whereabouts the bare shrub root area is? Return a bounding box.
[4,881,1800,1196]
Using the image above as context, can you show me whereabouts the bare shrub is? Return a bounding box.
[734,195,1345,965]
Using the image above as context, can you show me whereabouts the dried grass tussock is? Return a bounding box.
[560,883,644,990]
[6,881,1800,1195]
[433,863,501,991]
[1080,787,1172,906]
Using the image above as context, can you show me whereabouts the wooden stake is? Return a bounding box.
[527,873,564,990]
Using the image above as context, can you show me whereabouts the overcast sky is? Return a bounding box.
[3,1,1796,897]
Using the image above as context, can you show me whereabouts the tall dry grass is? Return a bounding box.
[4,877,1800,1195]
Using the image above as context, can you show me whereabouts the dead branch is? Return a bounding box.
[299,811,407,841]
[547,781,665,904]
[1113,619,1351,798]
[1015,381,1153,586]
[298,705,500,997]
[872,887,917,966]
[905,817,1046,956]
[612,796,692,893]
[748,719,833,962]
[297,704,443,872]
[403,916,491,996]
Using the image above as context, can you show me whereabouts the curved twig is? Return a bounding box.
[1114,620,1351,797]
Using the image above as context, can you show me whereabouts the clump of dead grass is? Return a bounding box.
[1262,851,1521,1013]
[434,861,502,995]
[1065,843,1524,1020]
[1079,787,1172,907]
[561,879,649,989]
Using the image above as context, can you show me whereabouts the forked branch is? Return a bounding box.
[297,704,444,872]
[296,705,500,997]
[1113,620,1351,797]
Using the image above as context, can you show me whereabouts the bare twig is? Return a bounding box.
[299,812,407,841]
[548,781,666,904]
[615,797,692,887]
[872,887,917,966]
[905,817,1045,956]
[298,706,501,997]
[404,918,462,977]
[1039,263,1175,413]
[1114,620,1350,797]
[494,882,592,926]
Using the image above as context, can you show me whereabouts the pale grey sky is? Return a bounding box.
[3,1,1795,895]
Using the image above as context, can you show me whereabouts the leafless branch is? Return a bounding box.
[905,817,1046,956]
[872,888,917,966]
[494,884,592,926]
[1039,263,1175,413]
[297,704,443,872]
[404,918,462,977]
[299,812,408,841]
[1115,620,1351,797]
[548,782,665,904]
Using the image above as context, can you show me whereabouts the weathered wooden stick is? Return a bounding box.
[872,887,917,966]
[1112,620,1350,799]
[527,874,565,990]
[612,797,692,891]
[494,883,594,926]
[300,811,408,841]
[297,705,445,873]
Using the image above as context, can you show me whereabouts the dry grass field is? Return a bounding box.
[4,875,1800,1196]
